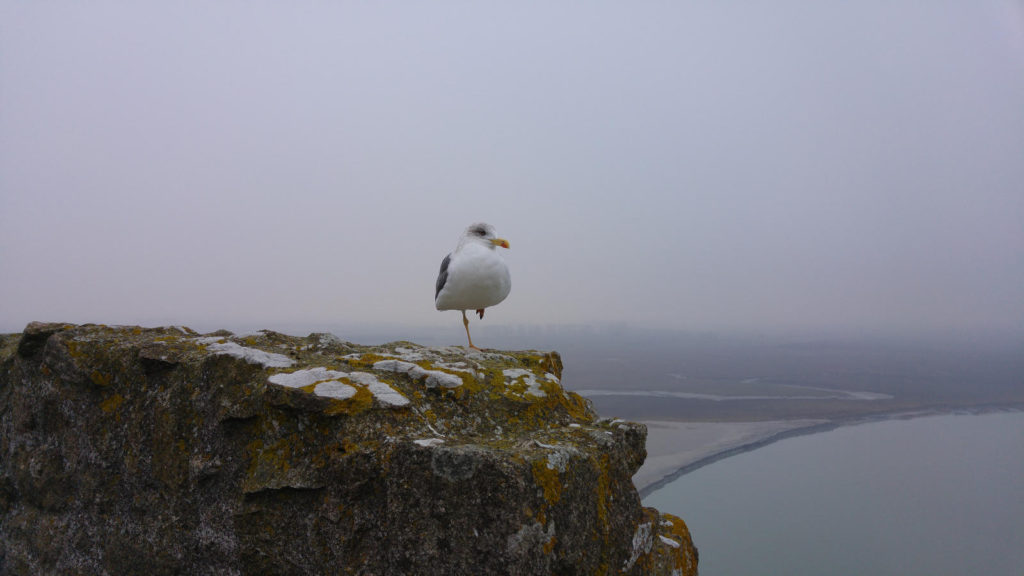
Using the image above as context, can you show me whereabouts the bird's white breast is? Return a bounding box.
[435,243,510,311]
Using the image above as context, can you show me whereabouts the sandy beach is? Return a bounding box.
[634,405,1024,496]
[634,419,830,496]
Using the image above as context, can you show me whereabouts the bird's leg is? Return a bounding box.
[476,309,485,319]
[462,310,480,350]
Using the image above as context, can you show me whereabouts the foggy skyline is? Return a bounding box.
[2,1,1023,340]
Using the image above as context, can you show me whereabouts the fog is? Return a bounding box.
[2,1,1023,340]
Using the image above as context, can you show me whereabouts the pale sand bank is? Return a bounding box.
[634,419,829,496]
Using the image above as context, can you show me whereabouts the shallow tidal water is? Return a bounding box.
[643,411,1024,576]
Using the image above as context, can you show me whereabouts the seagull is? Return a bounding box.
[435,222,511,350]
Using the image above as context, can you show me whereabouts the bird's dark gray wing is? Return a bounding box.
[435,253,451,300]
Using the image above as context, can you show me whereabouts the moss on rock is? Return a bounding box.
[0,323,696,575]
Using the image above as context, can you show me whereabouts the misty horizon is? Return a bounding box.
[4,319,1023,351]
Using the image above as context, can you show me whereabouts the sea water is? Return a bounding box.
[643,411,1024,576]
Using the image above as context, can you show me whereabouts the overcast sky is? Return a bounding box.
[2,1,1022,340]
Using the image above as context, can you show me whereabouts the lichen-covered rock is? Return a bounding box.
[0,322,697,575]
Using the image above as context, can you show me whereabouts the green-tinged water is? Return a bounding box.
[643,411,1024,576]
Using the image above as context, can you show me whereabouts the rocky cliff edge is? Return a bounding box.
[0,322,696,575]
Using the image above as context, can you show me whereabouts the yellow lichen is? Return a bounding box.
[510,388,590,431]
[65,340,84,358]
[560,390,593,422]
[531,458,562,507]
[100,393,124,414]
[396,358,478,397]
[90,371,112,387]
[542,534,557,555]
[659,512,692,547]
[503,373,530,396]
[654,511,698,576]
[343,353,390,369]
[323,385,374,416]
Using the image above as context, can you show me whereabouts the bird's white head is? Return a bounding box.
[461,222,510,250]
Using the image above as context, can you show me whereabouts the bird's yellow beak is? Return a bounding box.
[491,238,510,249]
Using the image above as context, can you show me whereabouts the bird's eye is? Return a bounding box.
[473,227,488,237]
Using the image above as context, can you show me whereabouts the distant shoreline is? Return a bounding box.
[636,403,1024,499]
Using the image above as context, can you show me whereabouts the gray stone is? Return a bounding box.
[0,323,697,575]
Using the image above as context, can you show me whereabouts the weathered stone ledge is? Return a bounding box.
[0,322,696,575]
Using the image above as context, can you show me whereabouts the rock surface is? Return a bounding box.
[0,322,697,575]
